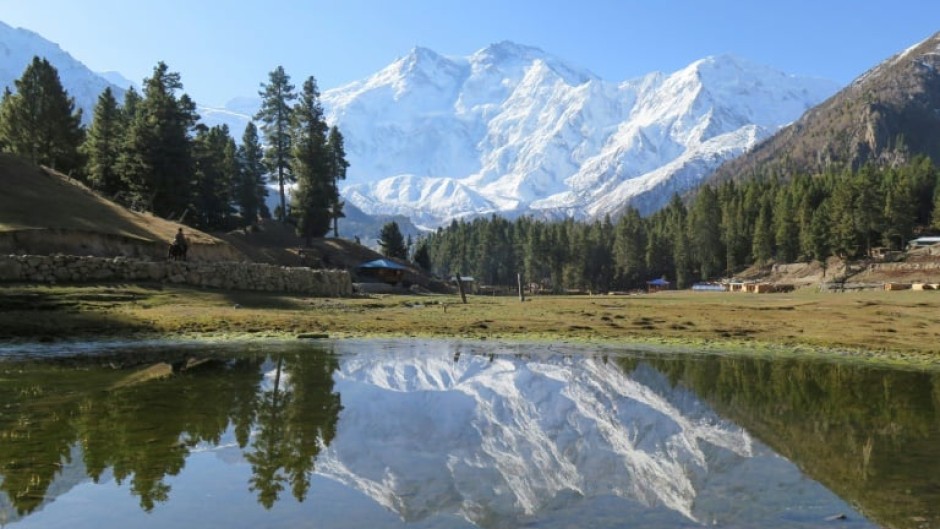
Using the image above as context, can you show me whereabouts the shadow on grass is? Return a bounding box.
[0,308,154,341]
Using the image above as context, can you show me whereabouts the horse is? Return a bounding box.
[168,241,188,261]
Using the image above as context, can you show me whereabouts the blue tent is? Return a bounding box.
[646,277,671,292]
[357,258,409,271]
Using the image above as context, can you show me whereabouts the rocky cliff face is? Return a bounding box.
[709,32,940,183]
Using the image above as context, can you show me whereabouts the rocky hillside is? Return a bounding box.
[709,32,940,182]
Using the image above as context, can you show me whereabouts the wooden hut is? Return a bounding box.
[355,258,408,285]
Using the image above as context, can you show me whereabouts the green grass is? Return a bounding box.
[1,283,939,369]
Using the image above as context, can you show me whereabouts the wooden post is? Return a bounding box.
[456,274,467,304]
[517,273,525,302]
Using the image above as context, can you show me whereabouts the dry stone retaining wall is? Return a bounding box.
[0,255,351,297]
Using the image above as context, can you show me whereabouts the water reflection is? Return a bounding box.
[0,340,936,528]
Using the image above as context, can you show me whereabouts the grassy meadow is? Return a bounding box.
[1,282,939,368]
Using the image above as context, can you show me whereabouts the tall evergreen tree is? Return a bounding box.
[325,126,349,237]
[613,207,647,288]
[413,240,432,271]
[852,165,883,256]
[192,124,237,230]
[256,66,296,222]
[808,200,832,263]
[773,187,799,263]
[688,186,723,280]
[379,221,408,259]
[882,168,916,250]
[236,122,269,224]
[290,76,331,243]
[0,56,84,174]
[82,87,123,197]
[751,197,774,265]
[120,62,198,217]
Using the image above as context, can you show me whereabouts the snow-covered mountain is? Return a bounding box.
[1,21,839,225]
[325,43,839,226]
[0,21,249,135]
[0,21,126,124]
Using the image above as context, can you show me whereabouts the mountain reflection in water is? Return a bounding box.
[0,339,936,528]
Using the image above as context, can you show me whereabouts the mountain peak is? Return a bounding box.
[0,21,126,125]
[478,40,547,60]
[469,40,595,86]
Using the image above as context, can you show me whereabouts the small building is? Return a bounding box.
[884,282,912,291]
[907,236,940,249]
[355,258,409,285]
[646,278,671,293]
[692,282,726,292]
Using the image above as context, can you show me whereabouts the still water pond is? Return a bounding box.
[1,339,938,528]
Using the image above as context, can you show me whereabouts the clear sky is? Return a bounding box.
[1,0,938,107]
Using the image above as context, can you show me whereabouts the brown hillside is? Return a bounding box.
[709,32,940,183]
[0,155,450,291]
[0,154,243,261]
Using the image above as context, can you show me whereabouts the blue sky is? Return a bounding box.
[2,0,938,107]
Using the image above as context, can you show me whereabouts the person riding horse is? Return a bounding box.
[168,228,188,261]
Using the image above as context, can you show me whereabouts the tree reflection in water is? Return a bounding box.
[0,344,341,517]
[621,354,940,529]
[1,343,938,529]
[246,352,342,508]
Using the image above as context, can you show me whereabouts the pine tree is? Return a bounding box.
[82,87,124,197]
[290,76,331,243]
[413,240,432,271]
[773,188,799,263]
[613,207,647,289]
[120,62,198,217]
[255,66,296,222]
[192,125,237,230]
[828,174,858,258]
[325,126,349,237]
[688,186,723,280]
[236,122,269,224]
[882,168,916,250]
[0,56,84,174]
[808,200,832,263]
[379,221,407,259]
[853,165,883,256]
[751,196,774,265]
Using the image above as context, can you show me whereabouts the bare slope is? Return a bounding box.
[709,32,940,183]
[0,154,243,261]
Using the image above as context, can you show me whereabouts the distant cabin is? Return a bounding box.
[355,258,408,285]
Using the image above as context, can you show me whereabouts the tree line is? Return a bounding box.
[419,157,940,292]
[0,348,341,515]
[0,56,349,239]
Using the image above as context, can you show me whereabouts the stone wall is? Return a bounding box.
[0,255,352,297]
[0,229,245,262]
